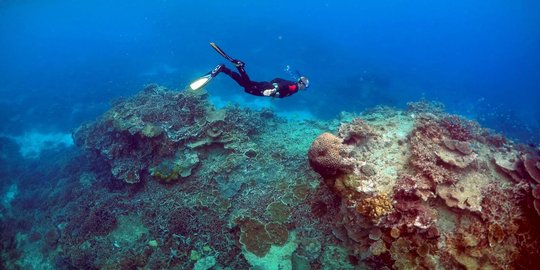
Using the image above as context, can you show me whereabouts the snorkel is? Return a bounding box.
[285,65,299,80]
[285,65,309,89]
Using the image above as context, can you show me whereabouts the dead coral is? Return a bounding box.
[338,118,378,145]
[435,147,477,169]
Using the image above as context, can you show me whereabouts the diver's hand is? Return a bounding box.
[263,83,279,97]
[263,89,276,96]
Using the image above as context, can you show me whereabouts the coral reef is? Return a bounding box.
[73,84,264,184]
[308,100,540,269]
[2,87,539,269]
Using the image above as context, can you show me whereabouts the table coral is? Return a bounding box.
[237,218,289,257]
[524,156,540,184]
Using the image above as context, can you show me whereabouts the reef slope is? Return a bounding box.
[1,85,539,269]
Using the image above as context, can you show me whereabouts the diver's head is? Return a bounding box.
[297,76,310,90]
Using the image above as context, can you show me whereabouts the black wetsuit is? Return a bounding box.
[221,64,300,98]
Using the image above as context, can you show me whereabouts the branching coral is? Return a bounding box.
[409,119,454,184]
[388,186,438,230]
[439,115,480,141]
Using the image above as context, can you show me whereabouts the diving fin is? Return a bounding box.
[189,63,224,91]
[210,42,236,63]
[189,74,213,91]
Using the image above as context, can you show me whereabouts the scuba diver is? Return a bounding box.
[189,43,310,98]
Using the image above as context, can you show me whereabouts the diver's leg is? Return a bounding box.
[221,65,250,87]
[235,63,252,84]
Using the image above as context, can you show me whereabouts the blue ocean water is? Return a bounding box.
[2,2,540,269]
[1,0,539,142]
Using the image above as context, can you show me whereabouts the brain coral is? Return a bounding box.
[308,132,352,178]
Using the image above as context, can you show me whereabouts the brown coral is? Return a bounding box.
[356,193,393,221]
[308,132,352,178]
[265,201,291,223]
[238,218,272,257]
[237,218,289,257]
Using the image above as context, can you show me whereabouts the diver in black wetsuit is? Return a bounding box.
[189,43,310,98]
